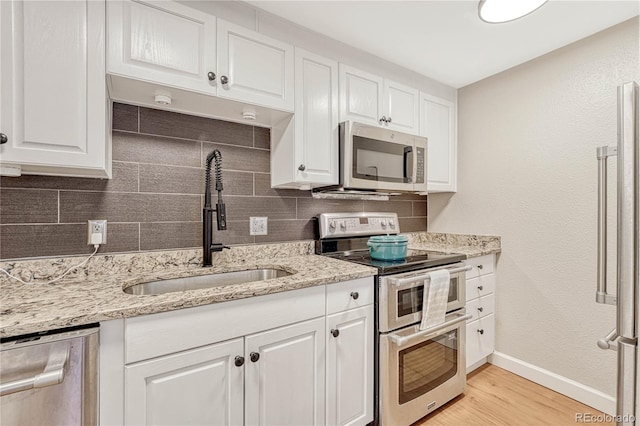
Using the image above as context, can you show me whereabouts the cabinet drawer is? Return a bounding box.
[464,254,495,280]
[466,314,495,368]
[326,277,374,315]
[465,273,495,302]
[465,294,495,322]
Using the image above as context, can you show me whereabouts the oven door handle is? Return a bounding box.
[389,265,472,287]
[389,312,472,347]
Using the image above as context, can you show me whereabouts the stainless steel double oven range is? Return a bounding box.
[316,212,471,426]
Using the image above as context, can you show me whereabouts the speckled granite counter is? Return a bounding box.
[0,242,376,338]
[404,232,501,258]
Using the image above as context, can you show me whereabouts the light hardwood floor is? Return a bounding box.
[413,364,613,426]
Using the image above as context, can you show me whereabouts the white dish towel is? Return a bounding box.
[419,269,450,330]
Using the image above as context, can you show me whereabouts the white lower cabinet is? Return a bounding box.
[125,338,244,426]
[464,254,497,372]
[101,277,374,426]
[326,306,373,426]
[245,317,325,426]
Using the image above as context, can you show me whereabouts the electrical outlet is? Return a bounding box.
[87,220,107,245]
[250,217,268,236]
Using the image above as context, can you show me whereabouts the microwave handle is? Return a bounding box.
[389,311,472,347]
[389,265,472,287]
[403,146,413,182]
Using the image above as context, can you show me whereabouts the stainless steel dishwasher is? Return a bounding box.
[0,325,99,425]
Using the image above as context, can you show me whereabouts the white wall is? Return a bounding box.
[429,18,639,398]
[178,0,457,102]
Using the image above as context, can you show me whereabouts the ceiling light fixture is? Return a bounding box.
[478,0,548,24]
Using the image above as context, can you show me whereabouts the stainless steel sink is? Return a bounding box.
[123,268,292,295]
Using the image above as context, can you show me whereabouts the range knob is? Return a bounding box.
[380,219,388,228]
[389,219,395,228]
[329,221,336,231]
[339,221,347,231]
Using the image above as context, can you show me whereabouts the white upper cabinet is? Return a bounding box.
[107,2,294,124]
[271,48,338,189]
[339,64,419,134]
[217,20,294,112]
[420,92,457,193]
[107,0,216,95]
[0,0,110,178]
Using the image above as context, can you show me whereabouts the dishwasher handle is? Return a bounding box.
[0,346,70,397]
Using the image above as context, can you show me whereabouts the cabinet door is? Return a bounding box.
[339,64,384,126]
[125,338,244,426]
[420,93,457,192]
[466,314,495,369]
[0,0,109,178]
[107,0,216,95]
[217,19,294,112]
[294,48,339,186]
[326,306,374,426]
[384,80,419,134]
[245,317,325,426]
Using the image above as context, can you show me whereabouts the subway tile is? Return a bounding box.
[412,201,427,217]
[296,198,363,221]
[398,217,427,233]
[0,162,138,193]
[212,220,254,245]
[112,103,138,132]
[0,223,139,260]
[59,192,201,223]
[255,219,315,243]
[254,126,270,149]
[254,173,311,198]
[113,132,201,167]
[224,196,297,221]
[140,107,253,147]
[219,171,254,196]
[140,222,200,251]
[0,189,58,224]
[202,143,270,173]
[139,164,204,195]
[363,200,413,217]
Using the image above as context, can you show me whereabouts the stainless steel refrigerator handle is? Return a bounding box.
[389,265,472,287]
[0,345,70,396]
[389,312,472,347]
[596,145,617,306]
[597,328,619,351]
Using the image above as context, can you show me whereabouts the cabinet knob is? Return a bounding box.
[234,356,245,367]
[477,285,484,291]
[477,307,484,312]
[477,329,485,335]
[331,329,340,338]
[250,352,260,362]
[207,71,216,81]
[386,117,392,124]
[298,164,306,171]
[350,291,359,300]
[477,264,484,270]
[0,133,7,145]
[220,75,229,85]
[378,116,387,125]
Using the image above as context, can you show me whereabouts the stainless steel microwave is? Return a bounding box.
[335,121,428,193]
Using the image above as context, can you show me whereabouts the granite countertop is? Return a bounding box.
[0,233,501,339]
[0,242,376,338]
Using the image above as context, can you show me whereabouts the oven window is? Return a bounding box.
[397,278,459,318]
[398,330,458,404]
[352,136,412,183]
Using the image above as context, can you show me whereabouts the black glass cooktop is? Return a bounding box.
[325,249,466,275]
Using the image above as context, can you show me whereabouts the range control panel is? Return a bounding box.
[317,212,400,239]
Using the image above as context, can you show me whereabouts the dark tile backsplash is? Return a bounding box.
[0,103,427,260]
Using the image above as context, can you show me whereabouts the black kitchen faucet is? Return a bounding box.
[203,149,228,266]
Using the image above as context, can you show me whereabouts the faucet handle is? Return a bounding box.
[210,243,230,252]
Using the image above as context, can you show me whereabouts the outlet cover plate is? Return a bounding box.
[87,220,107,244]
[250,217,268,236]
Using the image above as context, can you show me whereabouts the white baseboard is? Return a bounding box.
[489,351,615,415]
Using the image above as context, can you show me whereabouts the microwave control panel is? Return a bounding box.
[317,212,400,238]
